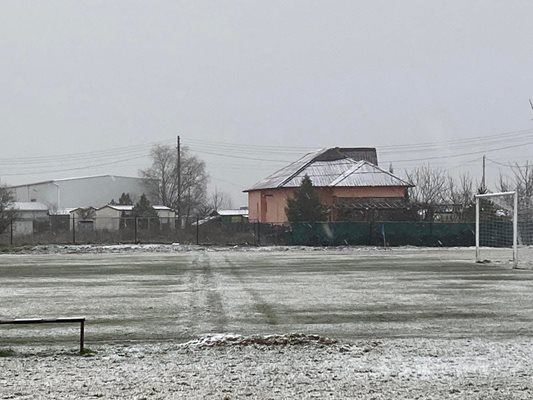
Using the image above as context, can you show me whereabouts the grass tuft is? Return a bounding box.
[80,347,97,357]
[0,348,16,357]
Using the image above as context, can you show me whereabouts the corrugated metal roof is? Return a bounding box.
[217,209,249,216]
[9,202,49,211]
[333,161,412,187]
[247,148,328,191]
[7,175,156,189]
[153,205,172,211]
[282,159,356,187]
[51,208,77,215]
[102,205,134,211]
[246,149,411,191]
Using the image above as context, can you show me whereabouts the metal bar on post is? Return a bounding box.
[10,218,13,246]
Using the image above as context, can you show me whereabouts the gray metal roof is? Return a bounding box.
[245,148,411,191]
[7,175,155,189]
[9,202,49,211]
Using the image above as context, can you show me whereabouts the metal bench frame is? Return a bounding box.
[0,317,86,353]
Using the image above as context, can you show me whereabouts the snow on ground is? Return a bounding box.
[1,337,533,399]
[1,245,533,398]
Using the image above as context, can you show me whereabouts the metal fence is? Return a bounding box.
[3,214,533,248]
[0,217,257,246]
[0,215,484,248]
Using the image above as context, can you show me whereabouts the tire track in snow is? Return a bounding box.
[184,253,201,337]
[184,253,228,337]
[200,253,228,333]
[224,254,278,326]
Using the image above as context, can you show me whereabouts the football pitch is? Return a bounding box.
[1,246,533,346]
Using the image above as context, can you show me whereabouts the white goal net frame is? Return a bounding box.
[475,191,518,267]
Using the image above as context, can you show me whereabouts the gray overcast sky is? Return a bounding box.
[1,1,533,205]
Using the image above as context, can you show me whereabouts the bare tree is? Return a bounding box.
[497,161,533,210]
[447,172,475,221]
[140,144,208,224]
[405,164,447,221]
[0,183,15,234]
[208,187,233,211]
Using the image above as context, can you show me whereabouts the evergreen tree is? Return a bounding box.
[133,194,158,218]
[119,193,133,205]
[286,175,328,223]
[132,193,158,230]
[0,183,15,234]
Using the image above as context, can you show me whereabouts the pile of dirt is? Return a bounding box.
[184,333,338,348]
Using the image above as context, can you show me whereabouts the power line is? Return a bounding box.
[1,155,148,176]
[486,158,532,169]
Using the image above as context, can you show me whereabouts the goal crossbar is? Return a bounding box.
[475,191,518,267]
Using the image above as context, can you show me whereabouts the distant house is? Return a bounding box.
[94,204,176,231]
[244,147,413,224]
[216,209,249,224]
[70,207,97,232]
[153,206,176,230]
[7,175,156,211]
[194,209,249,226]
[94,205,134,231]
[8,202,49,236]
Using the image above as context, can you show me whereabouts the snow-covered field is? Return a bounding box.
[1,245,533,399]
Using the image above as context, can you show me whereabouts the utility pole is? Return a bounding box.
[481,155,486,192]
[177,135,181,228]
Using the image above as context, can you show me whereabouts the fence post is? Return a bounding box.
[256,221,261,246]
[196,216,199,245]
[134,216,139,243]
[80,319,85,353]
[72,216,76,244]
[10,219,13,246]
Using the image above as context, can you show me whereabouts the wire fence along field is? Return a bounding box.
[0,216,480,247]
[1,214,532,248]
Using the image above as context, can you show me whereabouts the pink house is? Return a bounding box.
[244,147,413,224]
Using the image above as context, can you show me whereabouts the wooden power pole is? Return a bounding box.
[177,135,181,228]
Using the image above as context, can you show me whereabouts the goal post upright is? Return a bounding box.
[475,191,518,267]
[475,195,480,263]
[513,190,518,267]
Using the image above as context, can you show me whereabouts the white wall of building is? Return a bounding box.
[9,175,156,210]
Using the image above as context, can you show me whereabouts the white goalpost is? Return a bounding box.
[475,191,518,267]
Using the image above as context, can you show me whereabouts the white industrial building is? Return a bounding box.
[8,175,156,212]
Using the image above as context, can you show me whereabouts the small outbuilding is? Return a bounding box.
[9,202,49,236]
[95,205,134,231]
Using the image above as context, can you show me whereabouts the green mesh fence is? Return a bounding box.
[287,221,476,247]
